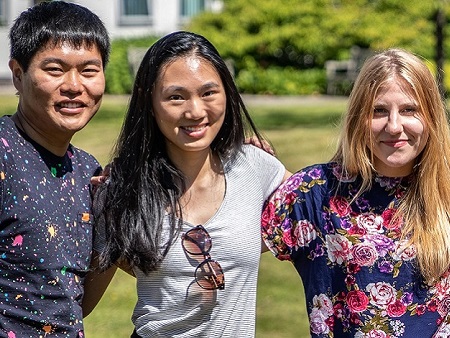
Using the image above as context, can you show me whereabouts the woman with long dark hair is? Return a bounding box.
[83,31,289,337]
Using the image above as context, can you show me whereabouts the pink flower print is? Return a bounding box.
[351,242,378,267]
[382,208,402,230]
[326,234,353,264]
[357,213,383,234]
[428,299,438,312]
[386,298,407,317]
[367,329,388,338]
[434,273,450,300]
[433,322,450,338]
[282,227,296,248]
[7,332,15,338]
[284,172,305,191]
[392,240,416,261]
[312,294,334,317]
[261,202,277,229]
[330,196,352,217]
[293,219,317,248]
[437,296,450,317]
[366,282,397,309]
[283,191,298,206]
[348,223,367,237]
[346,290,369,313]
[364,234,394,257]
[416,304,427,316]
[309,307,330,335]
[12,235,23,247]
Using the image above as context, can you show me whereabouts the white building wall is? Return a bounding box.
[0,0,31,81]
[0,0,211,82]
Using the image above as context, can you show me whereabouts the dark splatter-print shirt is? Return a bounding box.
[0,116,101,337]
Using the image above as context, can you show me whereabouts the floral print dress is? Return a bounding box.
[262,162,450,338]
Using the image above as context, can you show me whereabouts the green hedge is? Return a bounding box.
[105,36,327,95]
[236,66,326,95]
[105,36,159,94]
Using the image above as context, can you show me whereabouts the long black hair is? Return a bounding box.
[95,31,263,274]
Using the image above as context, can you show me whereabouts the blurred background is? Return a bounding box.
[1,0,450,336]
[0,0,449,97]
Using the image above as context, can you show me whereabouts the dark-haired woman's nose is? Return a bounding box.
[184,97,206,120]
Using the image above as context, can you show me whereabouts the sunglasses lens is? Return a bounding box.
[182,227,212,255]
[195,259,225,290]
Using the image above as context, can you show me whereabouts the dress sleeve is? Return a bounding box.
[261,173,300,261]
[262,166,326,261]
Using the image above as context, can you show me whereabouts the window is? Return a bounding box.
[0,0,6,26]
[180,0,205,19]
[120,0,152,25]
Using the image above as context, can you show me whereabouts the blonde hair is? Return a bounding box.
[332,48,450,284]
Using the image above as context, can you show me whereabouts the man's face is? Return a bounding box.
[10,41,105,146]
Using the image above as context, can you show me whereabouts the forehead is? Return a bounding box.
[31,41,102,65]
[158,56,219,79]
[375,77,416,101]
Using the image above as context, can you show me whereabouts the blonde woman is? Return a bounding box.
[262,49,450,337]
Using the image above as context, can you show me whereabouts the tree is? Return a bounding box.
[188,0,444,71]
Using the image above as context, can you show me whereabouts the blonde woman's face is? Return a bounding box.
[369,79,428,177]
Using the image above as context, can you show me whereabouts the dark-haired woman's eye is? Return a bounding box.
[169,95,183,101]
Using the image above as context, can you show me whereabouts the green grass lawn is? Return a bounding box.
[0,93,347,337]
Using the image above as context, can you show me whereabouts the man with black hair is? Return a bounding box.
[0,2,111,336]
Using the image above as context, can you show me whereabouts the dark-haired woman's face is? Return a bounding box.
[151,56,226,160]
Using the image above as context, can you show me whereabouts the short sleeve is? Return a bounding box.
[242,144,285,199]
[262,165,327,261]
[261,173,299,261]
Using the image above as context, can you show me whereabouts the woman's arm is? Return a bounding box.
[261,169,292,253]
[82,253,117,317]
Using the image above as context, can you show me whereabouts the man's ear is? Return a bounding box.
[9,59,24,91]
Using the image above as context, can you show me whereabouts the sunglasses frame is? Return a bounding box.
[181,225,225,290]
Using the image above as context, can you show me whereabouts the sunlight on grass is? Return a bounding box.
[84,270,137,337]
[257,254,308,338]
[0,94,18,116]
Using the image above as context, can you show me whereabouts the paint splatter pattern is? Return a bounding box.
[0,117,101,337]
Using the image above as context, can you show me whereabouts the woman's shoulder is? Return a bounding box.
[278,162,351,195]
[225,144,283,168]
[292,162,337,179]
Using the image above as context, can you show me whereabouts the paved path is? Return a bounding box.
[0,84,14,95]
[0,84,348,106]
[242,94,347,106]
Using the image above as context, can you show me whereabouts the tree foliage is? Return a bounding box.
[187,0,450,71]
